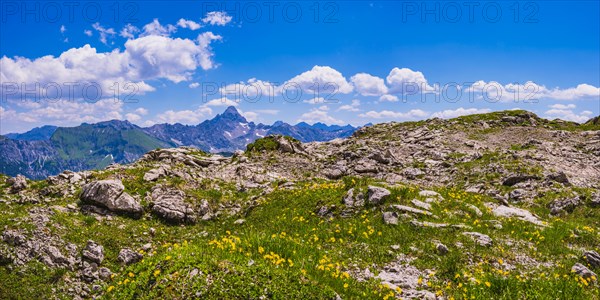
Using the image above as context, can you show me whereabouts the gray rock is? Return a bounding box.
[150,186,196,223]
[571,263,597,279]
[117,248,142,265]
[98,267,112,281]
[2,230,26,246]
[80,180,143,215]
[436,243,449,255]
[391,205,432,216]
[234,219,246,225]
[463,232,493,247]
[583,250,600,268]
[343,188,364,208]
[382,211,399,225]
[143,167,167,182]
[45,246,69,266]
[486,203,545,226]
[546,172,570,185]
[7,175,28,193]
[316,205,336,218]
[549,197,581,215]
[367,186,391,205]
[502,175,539,186]
[509,189,525,202]
[411,199,432,211]
[82,240,104,265]
[404,167,424,179]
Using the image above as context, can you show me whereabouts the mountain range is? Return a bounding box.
[0,106,358,179]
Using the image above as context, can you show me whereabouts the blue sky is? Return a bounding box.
[1,1,599,133]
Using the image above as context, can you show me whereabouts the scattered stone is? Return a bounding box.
[2,230,26,246]
[143,167,167,182]
[546,172,570,185]
[82,240,104,265]
[404,168,424,179]
[462,232,493,247]
[509,189,525,202]
[436,243,449,255]
[117,248,142,265]
[382,212,399,225]
[367,186,391,205]
[411,199,432,211]
[234,219,246,225]
[571,263,597,279]
[486,203,546,226]
[391,205,432,216]
[583,250,600,268]
[316,205,336,218]
[150,186,196,223]
[343,188,364,208]
[465,204,483,217]
[98,267,112,281]
[7,175,28,193]
[549,197,581,215]
[80,180,143,216]
[502,175,539,187]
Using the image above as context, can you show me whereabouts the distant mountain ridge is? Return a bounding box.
[0,106,358,178]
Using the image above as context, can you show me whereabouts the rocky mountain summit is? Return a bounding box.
[0,110,599,299]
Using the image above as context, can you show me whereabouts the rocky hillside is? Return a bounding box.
[0,110,599,299]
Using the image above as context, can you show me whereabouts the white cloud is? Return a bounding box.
[0,33,222,100]
[303,97,325,104]
[134,107,149,115]
[298,105,344,124]
[84,30,92,37]
[189,82,200,89]
[140,19,177,37]
[203,97,239,107]
[379,94,399,102]
[549,104,576,110]
[386,67,435,94]
[154,106,213,125]
[544,108,593,123]
[125,113,142,122]
[254,109,279,115]
[120,24,140,39]
[337,99,360,112]
[286,65,353,94]
[358,109,429,120]
[350,73,388,96]
[91,23,116,44]
[430,107,492,119]
[219,78,278,99]
[177,18,202,30]
[0,99,126,133]
[466,81,600,102]
[60,25,66,33]
[202,11,232,26]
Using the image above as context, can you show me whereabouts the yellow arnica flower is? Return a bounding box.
[484,282,491,288]
[153,270,161,277]
[107,286,114,292]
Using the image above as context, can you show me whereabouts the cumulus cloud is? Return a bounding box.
[219,78,279,99]
[0,99,126,133]
[430,107,492,119]
[120,24,140,39]
[379,94,399,102]
[140,19,177,37]
[153,106,213,125]
[60,25,66,33]
[337,99,360,112]
[543,104,594,123]
[298,105,344,124]
[303,97,325,105]
[350,73,388,96]
[286,65,353,95]
[386,67,435,94]
[91,23,116,44]
[189,82,200,89]
[84,30,92,37]
[202,11,232,26]
[203,97,239,107]
[177,18,202,30]
[358,109,429,120]
[0,33,223,100]
[465,81,600,102]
